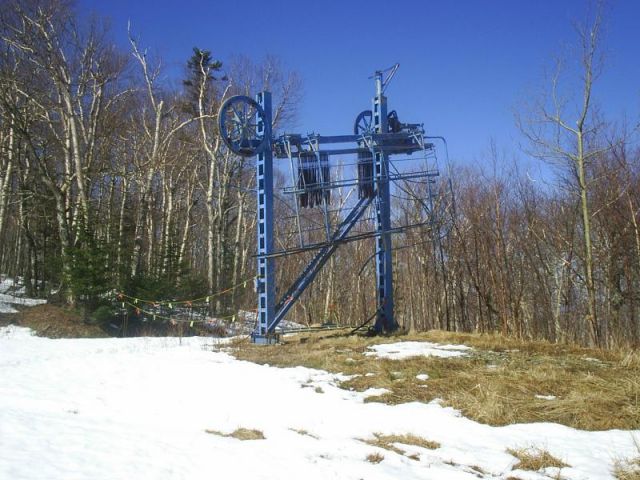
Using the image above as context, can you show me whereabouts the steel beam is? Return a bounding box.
[252,91,277,344]
[270,195,374,330]
[372,74,397,333]
[282,170,439,195]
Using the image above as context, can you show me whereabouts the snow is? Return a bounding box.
[535,395,557,401]
[584,357,603,363]
[416,373,430,381]
[0,277,47,313]
[195,310,306,337]
[365,341,472,360]
[0,326,638,480]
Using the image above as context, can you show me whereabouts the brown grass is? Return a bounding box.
[508,447,568,471]
[366,452,384,464]
[289,428,319,439]
[228,330,640,430]
[614,439,640,480]
[469,465,487,475]
[205,428,265,440]
[360,432,440,459]
[614,458,640,480]
[5,304,108,338]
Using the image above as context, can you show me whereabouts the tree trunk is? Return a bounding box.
[162,178,174,275]
[53,190,74,305]
[0,116,14,242]
[131,170,154,277]
[206,167,216,307]
[230,190,246,308]
[577,133,600,346]
[177,179,195,282]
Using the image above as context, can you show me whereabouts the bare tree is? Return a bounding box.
[517,4,608,346]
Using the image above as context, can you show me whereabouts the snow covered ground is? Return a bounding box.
[0,277,47,314]
[365,341,472,360]
[1,326,638,480]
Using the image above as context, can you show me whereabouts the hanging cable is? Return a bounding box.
[116,275,257,307]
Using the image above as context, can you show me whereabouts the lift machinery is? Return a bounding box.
[218,65,443,343]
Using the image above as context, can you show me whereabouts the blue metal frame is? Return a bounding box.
[250,89,383,342]
[252,91,276,344]
[372,73,397,333]
[250,72,429,342]
[270,195,374,329]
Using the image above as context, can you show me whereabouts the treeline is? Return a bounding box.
[277,139,640,349]
[0,0,300,314]
[392,148,640,348]
[0,0,638,347]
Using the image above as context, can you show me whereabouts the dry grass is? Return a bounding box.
[289,428,319,439]
[229,330,640,430]
[205,428,265,440]
[614,439,640,480]
[614,458,640,479]
[4,304,108,338]
[366,452,384,464]
[360,432,440,459]
[507,447,568,471]
[469,465,487,475]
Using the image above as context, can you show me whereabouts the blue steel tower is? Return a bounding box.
[254,92,275,342]
[218,66,439,343]
[372,71,397,333]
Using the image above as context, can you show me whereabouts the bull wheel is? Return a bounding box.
[354,110,374,136]
[218,95,268,156]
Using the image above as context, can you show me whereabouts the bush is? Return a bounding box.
[88,305,114,326]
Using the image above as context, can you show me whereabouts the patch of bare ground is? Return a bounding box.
[0,311,16,328]
[289,428,319,439]
[614,439,640,479]
[229,330,640,430]
[615,458,640,480]
[205,428,265,440]
[359,432,439,460]
[507,446,569,471]
[365,452,384,464]
[5,304,109,338]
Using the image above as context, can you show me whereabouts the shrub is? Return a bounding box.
[88,305,114,326]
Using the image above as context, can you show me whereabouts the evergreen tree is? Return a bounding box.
[67,223,110,311]
[182,48,223,115]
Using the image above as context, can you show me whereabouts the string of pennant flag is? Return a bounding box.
[114,275,259,327]
[118,299,254,327]
[115,275,258,308]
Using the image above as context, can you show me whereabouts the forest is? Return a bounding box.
[0,0,638,348]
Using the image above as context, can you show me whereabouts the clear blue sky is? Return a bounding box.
[81,0,639,169]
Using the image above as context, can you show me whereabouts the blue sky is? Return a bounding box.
[81,0,639,170]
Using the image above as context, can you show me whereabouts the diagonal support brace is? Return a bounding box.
[268,195,375,332]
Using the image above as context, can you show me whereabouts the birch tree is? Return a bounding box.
[127,32,209,279]
[0,0,127,304]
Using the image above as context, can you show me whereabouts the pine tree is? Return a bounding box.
[67,223,110,312]
[182,48,222,115]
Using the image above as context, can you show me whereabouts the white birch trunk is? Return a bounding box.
[0,116,15,241]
